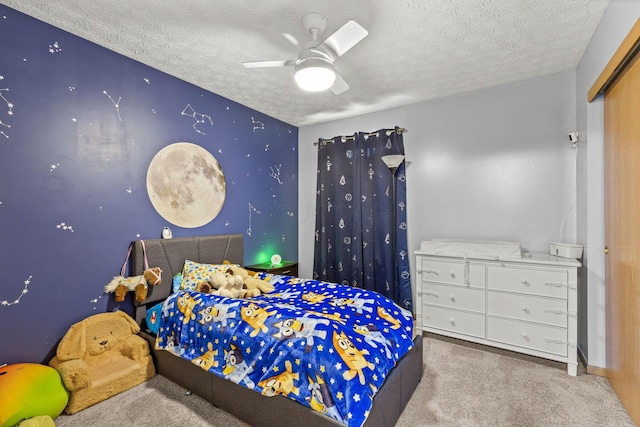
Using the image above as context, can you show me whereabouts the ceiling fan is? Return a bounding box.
[242,13,368,95]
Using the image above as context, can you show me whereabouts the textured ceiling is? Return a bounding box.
[0,0,609,127]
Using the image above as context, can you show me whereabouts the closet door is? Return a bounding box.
[601,29,640,424]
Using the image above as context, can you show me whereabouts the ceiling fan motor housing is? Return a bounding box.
[302,12,328,38]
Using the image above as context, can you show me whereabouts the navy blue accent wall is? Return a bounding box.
[0,6,298,364]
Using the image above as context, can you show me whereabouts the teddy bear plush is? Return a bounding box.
[205,270,244,298]
[194,281,214,294]
[104,267,162,303]
[223,264,275,298]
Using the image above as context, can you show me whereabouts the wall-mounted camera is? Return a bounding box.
[568,132,579,143]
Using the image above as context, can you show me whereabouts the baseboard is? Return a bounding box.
[578,346,607,377]
[586,364,608,377]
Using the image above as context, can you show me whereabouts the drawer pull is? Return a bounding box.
[521,305,530,314]
[449,294,456,302]
[544,337,566,345]
[521,279,530,286]
[543,309,577,317]
[521,332,530,341]
[449,318,456,326]
[449,271,456,278]
[545,282,567,288]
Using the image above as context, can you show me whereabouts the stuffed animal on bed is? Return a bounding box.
[195,266,274,299]
[104,267,162,303]
[222,262,275,298]
[223,260,275,298]
[208,270,244,298]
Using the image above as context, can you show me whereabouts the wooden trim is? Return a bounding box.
[586,364,608,377]
[588,18,640,102]
[577,347,607,377]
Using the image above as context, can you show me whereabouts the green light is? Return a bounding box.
[270,254,282,265]
[254,243,281,265]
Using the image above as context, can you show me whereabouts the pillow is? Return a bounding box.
[172,273,183,293]
[145,302,164,334]
[180,260,239,291]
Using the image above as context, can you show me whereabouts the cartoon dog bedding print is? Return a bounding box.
[156,275,414,427]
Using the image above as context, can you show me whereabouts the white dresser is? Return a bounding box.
[414,250,581,375]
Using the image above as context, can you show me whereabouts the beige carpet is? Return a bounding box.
[396,335,634,426]
[54,334,634,427]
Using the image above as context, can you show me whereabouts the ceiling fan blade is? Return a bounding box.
[330,73,350,95]
[318,20,368,60]
[242,59,296,68]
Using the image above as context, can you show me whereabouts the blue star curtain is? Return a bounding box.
[313,127,413,312]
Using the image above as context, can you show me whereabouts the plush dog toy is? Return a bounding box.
[104,267,162,302]
[209,270,244,298]
[222,262,275,298]
[194,281,214,294]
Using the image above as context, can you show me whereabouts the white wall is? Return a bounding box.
[298,0,640,372]
[299,71,578,341]
[575,0,640,368]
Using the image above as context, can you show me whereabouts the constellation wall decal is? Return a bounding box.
[48,41,62,53]
[0,76,13,139]
[247,203,261,236]
[269,164,283,184]
[56,222,74,232]
[251,116,264,132]
[0,120,9,139]
[1,276,32,306]
[89,294,105,310]
[0,89,13,115]
[103,90,122,121]
[181,104,213,135]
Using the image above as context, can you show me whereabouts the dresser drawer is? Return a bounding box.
[487,292,568,327]
[423,305,485,338]
[418,257,485,288]
[421,282,485,313]
[487,265,567,298]
[487,317,567,356]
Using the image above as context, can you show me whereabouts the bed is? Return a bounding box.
[130,234,423,427]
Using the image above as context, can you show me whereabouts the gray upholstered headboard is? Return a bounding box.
[130,234,243,325]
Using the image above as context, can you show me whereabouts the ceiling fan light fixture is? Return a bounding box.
[294,57,336,92]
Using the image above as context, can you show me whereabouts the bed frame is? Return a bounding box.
[130,234,423,427]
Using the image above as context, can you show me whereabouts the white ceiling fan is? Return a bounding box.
[242,13,368,95]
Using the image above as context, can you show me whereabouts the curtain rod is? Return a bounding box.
[313,127,408,145]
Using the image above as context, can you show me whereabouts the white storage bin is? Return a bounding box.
[548,242,583,259]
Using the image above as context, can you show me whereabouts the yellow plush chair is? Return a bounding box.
[49,311,155,414]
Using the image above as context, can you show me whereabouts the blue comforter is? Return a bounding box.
[155,274,414,427]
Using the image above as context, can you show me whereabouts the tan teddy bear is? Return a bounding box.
[224,264,275,298]
[206,270,244,298]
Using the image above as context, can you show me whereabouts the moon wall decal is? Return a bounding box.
[146,142,226,228]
